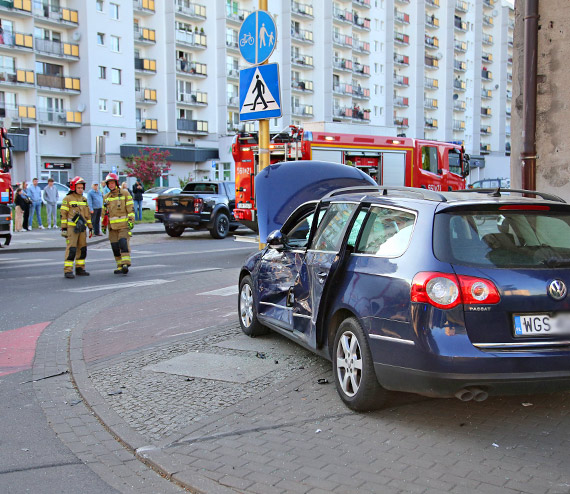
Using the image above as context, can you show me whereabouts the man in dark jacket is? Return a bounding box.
[132,180,144,221]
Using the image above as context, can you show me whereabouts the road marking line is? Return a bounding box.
[0,258,52,264]
[198,285,238,297]
[61,279,173,293]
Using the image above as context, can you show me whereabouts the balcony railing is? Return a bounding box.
[135,58,157,73]
[480,126,491,135]
[0,104,36,121]
[177,118,208,133]
[134,27,156,43]
[333,106,352,119]
[480,143,491,153]
[292,105,313,117]
[483,34,493,45]
[352,85,370,99]
[394,74,409,87]
[453,100,466,111]
[37,109,81,125]
[394,31,409,45]
[482,53,493,63]
[333,83,353,95]
[425,56,439,69]
[481,88,492,99]
[424,118,438,129]
[175,0,206,20]
[454,60,466,71]
[353,16,370,30]
[453,120,465,131]
[34,38,79,58]
[394,116,409,128]
[226,8,250,23]
[0,68,34,86]
[292,79,313,92]
[0,30,33,50]
[177,90,207,105]
[333,7,353,23]
[394,53,409,66]
[133,0,155,14]
[176,59,207,76]
[456,1,468,12]
[333,58,353,72]
[483,15,493,26]
[32,1,78,24]
[454,40,467,52]
[137,119,158,132]
[425,35,439,49]
[394,10,409,24]
[353,40,370,53]
[292,54,313,67]
[353,62,370,76]
[227,95,239,107]
[136,87,157,103]
[424,77,438,89]
[291,1,314,17]
[453,79,466,91]
[225,35,239,50]
[0,0,32,13]
[394,96,408,108]
[227,64,239,78]
[291,28,313,43]
[424,98,438,109]
[481,107,492,117]
[175,30,207,48]
[454,18,467,31]
[353,0,371,8]
[426,14,439,28]
[36,74,80,91]
[333,32,353,48]
[481,69,492,80]
[352,108,370,121]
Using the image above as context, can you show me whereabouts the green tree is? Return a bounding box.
[124,148,171,190]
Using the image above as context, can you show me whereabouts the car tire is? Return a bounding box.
[165,225,185,237]
[210,212,230,239]
[239,275,268,337]
[332,317,387,411]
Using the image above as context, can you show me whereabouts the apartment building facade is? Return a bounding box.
[0,0,513,187]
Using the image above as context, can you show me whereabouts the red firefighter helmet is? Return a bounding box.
[69,176,86,192]
[105,172,119,186]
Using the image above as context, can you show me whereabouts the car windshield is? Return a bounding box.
[145,187,168,194]
[434,210,570,268]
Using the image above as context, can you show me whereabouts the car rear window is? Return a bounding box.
[145,187,168,194]
[434,210,570,268]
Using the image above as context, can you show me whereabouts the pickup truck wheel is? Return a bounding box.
[210,212,229,239]
[239,275,268,337]
[165,225,185,237]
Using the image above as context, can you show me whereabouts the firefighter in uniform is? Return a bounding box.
[102,173,134,274]
[60,177,92,279]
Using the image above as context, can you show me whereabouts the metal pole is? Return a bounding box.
[521,0,539,193]
[258,0,270,174]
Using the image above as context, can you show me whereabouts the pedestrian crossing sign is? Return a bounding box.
[239,63,281,122]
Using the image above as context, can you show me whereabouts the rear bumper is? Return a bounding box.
[154,212,208,228]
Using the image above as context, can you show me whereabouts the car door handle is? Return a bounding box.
[316,271,327,283]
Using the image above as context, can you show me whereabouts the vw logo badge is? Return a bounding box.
[548,279,567,301]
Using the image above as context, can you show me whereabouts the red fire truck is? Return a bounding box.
[0,127,13,246]
[232,126,469,231]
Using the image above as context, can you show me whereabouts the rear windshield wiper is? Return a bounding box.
[540,257,570,268]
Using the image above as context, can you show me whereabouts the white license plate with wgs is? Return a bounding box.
[514,313,570,337]
[169,214,184,221]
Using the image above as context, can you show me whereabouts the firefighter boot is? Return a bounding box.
[76,268,90,276]
[64,272,75,279]
[122,264,129,274]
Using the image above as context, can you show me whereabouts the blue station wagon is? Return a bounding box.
[238,161,570,411]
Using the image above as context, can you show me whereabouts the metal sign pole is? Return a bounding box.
[258,0,269,174]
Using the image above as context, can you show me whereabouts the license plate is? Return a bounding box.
[169,214,184,221]
[513,313,570,337]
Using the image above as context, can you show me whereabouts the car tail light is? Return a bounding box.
[411,272,500,309]
[154,197,158,212]
[194,198,203,213]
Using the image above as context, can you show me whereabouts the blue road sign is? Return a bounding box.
[239,63,281,121]
[238,10,277,65]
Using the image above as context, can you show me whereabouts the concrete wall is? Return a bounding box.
[511,0,570,200]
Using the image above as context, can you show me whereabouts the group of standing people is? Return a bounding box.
[13,178,59,232]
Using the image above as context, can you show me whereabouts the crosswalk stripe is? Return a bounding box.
[198,286,238,297]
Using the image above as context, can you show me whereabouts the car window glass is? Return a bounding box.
[347,210,368,248]
[311,203,357,252]
[146,187,167,194]
[356,207,415,256]
[56,184,68,193]
[421,146,438,174]
[448,149,462,175]
[285,208,327,249]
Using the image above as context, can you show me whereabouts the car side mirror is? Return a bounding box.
[462,161,470,178]
[266,230,285,250]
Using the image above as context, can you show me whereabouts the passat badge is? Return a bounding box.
[548,279,567,301]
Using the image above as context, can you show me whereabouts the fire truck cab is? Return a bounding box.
[0,127,13,246]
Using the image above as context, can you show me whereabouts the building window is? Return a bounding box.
[97,33,105,45]
[110,3,119,20]
[111,68,121,85]
[110,35,120,52]
[59,131,66,137]
[99,99,107,111]
[98,66,106,79]
[120,132,126,139]
[96,0,104,12]
[112,100,122,116]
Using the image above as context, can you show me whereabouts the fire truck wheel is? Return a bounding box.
[165,225,185,237]
[210,212,229,239]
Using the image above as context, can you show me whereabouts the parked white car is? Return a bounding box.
[37,181,70,206]
[141,186,181,210]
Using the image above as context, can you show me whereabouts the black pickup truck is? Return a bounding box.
[154,181,240,239]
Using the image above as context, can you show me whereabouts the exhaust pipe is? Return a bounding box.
[455,387,489,402]
[470,387,489,402]
[455,389,474,401]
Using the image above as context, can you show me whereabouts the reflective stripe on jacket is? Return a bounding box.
[104,189,134,230]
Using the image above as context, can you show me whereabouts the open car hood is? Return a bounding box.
[255,160,377,242]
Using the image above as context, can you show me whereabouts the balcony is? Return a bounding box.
[35,38,79,59]
[292,104,314,117]
[424,98,438,109]
[292,79,314,93]
[352,85,370,100]
[0,68,34,87]
[483,15,493,26]
[0,31,33,52]
[333,7,353,24]
[425,35,439,49]
[226,8,249,25]
[134,27,156,45]
[227,95,239,108]
[176,59,207,77]
[482,52,493,64]
[133,0,155,14]
[453,119,465,131]
[333,106,352,119]
[425,56,439,69]
[480,143,491,153]
[177,90,207,106]
[135,58,157,73]
[353,62,370,77]
[395,0,410,3]
[32,2,78,27]
[394,53,409,66]
[481,88,492,99]
[0,0,32,16]
[426,14,439,28]
[454,17,467,32]
[454,60,466,72]
[227,64,239,79]
[333,83,352,96]
[36,74,80,92]
[453,100,466,111]
[225,35,239,51]
[352,107,370,122]
[456,1,468,12]
[483,34,493,45]
[353,40,370,54]
[333,32,353,49]
[137,119,158,133]
[394,96,408,108]
[480,126,491,135]
[177,118,208,134]
[426,0,439,7]
[454,40,467,52]
[424,118,438,130]
[394,116,409,128]
[0,104,36,122]
[175,1,206,21]
[506,90,512,100]
[333,58,353,72]
[291,28,314,44]
[394,10,409,24]
[292,54,314,68]
[136,87,158,104]
[481,69,492,81]
[453,79,466,91]
[483,0,494,7]
[394,31,409,46]
[353,15,371,31]
[394,74,409,87]
[424,77,438,90]
[292,1,314,18]
[353,0,371,8]
[506,126,511,136]
[37,109,81,126]
[481,106,492,117]
[176,29,207,49]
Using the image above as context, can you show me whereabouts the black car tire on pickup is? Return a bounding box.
[165,225,185,237]
[209,212,230,239]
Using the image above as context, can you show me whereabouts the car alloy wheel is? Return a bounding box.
[336,330,362,397]
[240,282,254,328]
[238,275,268,337]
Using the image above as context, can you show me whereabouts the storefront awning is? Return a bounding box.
[120,144,219,163]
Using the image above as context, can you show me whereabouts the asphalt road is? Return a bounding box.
[0,232,258,493]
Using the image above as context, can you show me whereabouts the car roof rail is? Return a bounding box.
[324,185,448,202]
[457,188,566,203]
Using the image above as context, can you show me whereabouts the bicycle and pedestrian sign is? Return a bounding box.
[238,10,277,65]
[239,63,281,121]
